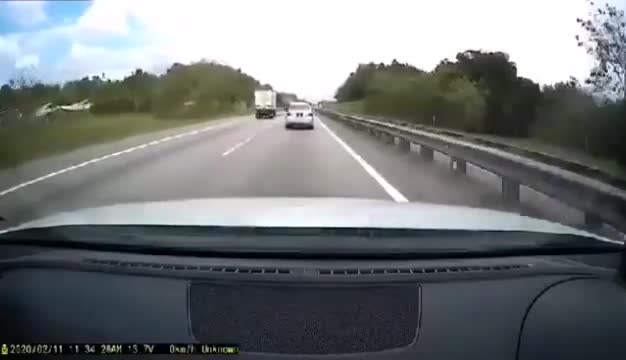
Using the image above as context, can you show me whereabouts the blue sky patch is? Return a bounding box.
[46,1,91,26]
[0,1,90,35]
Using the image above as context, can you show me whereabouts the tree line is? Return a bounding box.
[0,60,270,122]
[334,1,626,167]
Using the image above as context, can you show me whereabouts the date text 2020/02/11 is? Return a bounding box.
[1,343,240,355]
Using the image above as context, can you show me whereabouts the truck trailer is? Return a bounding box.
[254,90,277,119]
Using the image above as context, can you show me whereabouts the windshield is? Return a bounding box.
[0,0,625,246]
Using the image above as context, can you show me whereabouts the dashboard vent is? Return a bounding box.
[84,259,531,277]
[83,259,292,275]
[318,264,531,275]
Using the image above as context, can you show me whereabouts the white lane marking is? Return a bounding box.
[222,135,255,156]
[220,119,280,157]
[318,119,409,203]
[0,120,241,198]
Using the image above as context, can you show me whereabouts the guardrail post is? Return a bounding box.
[450,158,467,174]
[420,146,434,161]
[377,131,391,143]
[397,138,411,152]
[501,177,520,202]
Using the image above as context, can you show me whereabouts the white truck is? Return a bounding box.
[254,89,277,119]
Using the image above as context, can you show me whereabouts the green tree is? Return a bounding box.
[439,50,544,136]
[453,50,518,135]
[152,61,258,118]
[335,63,378,101]
[576,0,626,98]
[533,82,597,149]
[0,84,15,109]
[509,78,542,137]
[437,76,487,132]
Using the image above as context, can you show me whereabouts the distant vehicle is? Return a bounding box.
[35,100,93,118]
[59,99,92,112]
[35,103,57,118]
[285,102,314,130]
[254,90,277,119]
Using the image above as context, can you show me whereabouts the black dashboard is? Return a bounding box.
[1,245,625,359]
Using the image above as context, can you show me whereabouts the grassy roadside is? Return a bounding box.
[331,101,626,182]
[0,111,249,170]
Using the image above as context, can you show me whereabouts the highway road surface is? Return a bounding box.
[0,112,586,230]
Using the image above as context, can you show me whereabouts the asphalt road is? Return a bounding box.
[0,113,585,229]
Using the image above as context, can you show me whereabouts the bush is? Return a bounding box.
[593,101,626,166]
[355,68,486,132]
[335,57,626,171]
[90,98,135,114]
[152,61,257,118]
[2,61,260,119]
[438,77,487,132]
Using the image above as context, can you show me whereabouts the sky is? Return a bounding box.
[0,0,623,100]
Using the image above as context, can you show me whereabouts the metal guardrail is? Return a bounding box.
[319,109,626,234]
[340,112,626,190]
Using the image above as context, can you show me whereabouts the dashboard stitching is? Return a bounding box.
[185,281,197,342]
[514,276,597,360]
[414,284,423,346]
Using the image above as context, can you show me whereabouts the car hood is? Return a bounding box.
[0,197,618,243]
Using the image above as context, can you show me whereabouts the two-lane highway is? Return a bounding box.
[0,112,579,228]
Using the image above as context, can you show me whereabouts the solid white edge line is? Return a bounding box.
[222,135,255,156]
[0,120,241,198]
[318,119,409,203]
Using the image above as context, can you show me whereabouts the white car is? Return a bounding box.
[285,102,314,130]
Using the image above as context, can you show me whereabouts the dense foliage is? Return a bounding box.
[336,50,626,164]
[335,53,544,137]
[576,0,626,98]
[0,60,262,121]
[335,52,625,166]
[334,2,626,167]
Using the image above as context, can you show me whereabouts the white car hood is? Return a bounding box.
[0,197,619,243]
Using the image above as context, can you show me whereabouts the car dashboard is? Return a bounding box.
[0,244,625,359]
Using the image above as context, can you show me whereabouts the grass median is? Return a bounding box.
[0,112,247,170]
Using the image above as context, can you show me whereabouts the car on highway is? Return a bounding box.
[285,101,314,130]
[0,198,625,359]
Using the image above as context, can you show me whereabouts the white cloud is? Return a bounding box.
[109,0,599,99]
[6,1,47,27]
[76,0,132,37]
[15,54,39,68]
[58,43,170,81]
[1,0,616,98]
[0,36,21,82]
[0,36,20,57]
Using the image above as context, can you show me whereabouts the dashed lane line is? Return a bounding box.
[0,120,242,198]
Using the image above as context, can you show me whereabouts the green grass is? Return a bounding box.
[460,133,626,178]
[0,111,247,170]
[331,101,626,181]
